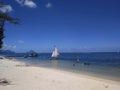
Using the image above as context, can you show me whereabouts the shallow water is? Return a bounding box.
[2,52,120,81]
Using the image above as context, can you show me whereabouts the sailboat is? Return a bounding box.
[51,46,59,59]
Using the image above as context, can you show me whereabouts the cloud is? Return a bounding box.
[0,5,13,13]
[45,2,52,8]
[16,0,37,8]
[3,44,17,49]
[13,45,17,49]
[17,40,24,44]
[24,0,37,8]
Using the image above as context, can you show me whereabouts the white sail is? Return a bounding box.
[51,47,59,58]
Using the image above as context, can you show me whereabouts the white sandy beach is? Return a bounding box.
[0,57,120,90]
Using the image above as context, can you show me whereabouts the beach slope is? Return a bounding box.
[0,58,120,90]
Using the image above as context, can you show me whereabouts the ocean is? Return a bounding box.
[2,52,120,81]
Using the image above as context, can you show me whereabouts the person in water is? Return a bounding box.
[76,56,80,63]
[73,64,75,66]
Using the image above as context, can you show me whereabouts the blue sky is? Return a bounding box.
[1,0,120,52]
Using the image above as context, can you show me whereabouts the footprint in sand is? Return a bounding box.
[103,84,109,88]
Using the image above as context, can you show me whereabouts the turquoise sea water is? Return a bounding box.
[2,52,120,81]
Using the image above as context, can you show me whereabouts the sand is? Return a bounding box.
[0,57,120,90]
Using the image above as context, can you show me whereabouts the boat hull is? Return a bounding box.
[51,57,59,60]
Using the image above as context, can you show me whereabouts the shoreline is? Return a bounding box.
[13,57,120,83]
[0,57,120,90]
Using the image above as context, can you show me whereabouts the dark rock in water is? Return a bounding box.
[25,50,38,57]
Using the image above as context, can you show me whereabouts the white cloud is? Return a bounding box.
[3,44,17,49]
[24,0,37,8]
[3,44,11,48]
[16,0,37,8]
[15,0,23,5]
[45,2,52,8]
[13,45,17,49]
[0,5,13,13]
[17,40,24,44]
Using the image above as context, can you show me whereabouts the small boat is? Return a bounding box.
[51,46,59,59]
